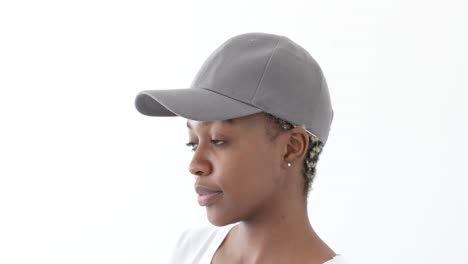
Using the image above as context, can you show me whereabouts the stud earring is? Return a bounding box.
[287,162,291,167]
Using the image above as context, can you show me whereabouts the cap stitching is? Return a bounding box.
[250,36,282,103]
[198,87,264,111]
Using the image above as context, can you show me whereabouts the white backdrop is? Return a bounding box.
[1,0,467,263]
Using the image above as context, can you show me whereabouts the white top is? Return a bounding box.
[169,224,346,264]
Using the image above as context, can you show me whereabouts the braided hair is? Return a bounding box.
[262,113,324,198]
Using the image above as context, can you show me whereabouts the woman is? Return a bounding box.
[135,32,345,263]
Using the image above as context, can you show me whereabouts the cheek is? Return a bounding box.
[219,145,280,201]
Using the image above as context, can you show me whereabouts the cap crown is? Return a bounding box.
[190,32,333,144]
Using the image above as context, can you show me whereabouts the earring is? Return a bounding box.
[287,162,291,167]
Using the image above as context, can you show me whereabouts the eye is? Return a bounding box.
[185,142,197,152]
[185,140,225,152]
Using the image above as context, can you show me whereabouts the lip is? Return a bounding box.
[195,185,221,195]
[195,185,223,206]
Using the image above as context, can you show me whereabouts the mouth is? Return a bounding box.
[197,192,223,206]
[195,186,223,206]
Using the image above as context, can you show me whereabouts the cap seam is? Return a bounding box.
[250,36,282,103]
[309,70,328,138]
[198,87,264,111]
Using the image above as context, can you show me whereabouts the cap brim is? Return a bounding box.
[135,88,263,121]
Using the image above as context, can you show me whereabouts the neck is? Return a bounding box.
[226,194,328,263]
[242,199,313,241]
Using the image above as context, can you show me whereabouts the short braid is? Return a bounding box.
[263,113,324,197]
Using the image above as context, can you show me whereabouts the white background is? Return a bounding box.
[1,0,467,263]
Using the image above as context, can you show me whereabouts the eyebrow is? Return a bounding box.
[186,119,234,130]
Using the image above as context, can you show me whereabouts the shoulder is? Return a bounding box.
[169,224,235,264]
[173,225,225,252]
[323,254,347,264]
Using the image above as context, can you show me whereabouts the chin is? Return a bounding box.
[206,206,239,226]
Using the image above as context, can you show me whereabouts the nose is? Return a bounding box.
[188,144,211,177]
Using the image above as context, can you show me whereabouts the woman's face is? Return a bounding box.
[186,113,288,226]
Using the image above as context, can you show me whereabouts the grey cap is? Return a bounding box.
[135,32,334,145]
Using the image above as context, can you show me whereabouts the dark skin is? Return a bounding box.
[187,113,336,264]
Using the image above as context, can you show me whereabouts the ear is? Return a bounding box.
[283,127,309,166]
